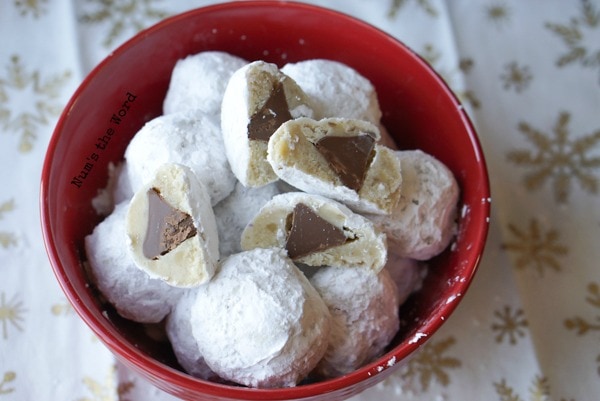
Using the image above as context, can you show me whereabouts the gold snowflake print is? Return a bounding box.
[495,375,577,401]
[0,55,71,152]
[0,371,16,395]
[0,199,17,249]
[400,336,461,391]
[545,0,600,82]
[564,282,600,375]
[388,0,438,18]
[491,305,528,345]
[0,292,26,340]
[494,375,551,401]
[506,111,600,204]
[14,0,48,18]
[419,44,481,109]
[77,365,135,401]
[484,1,512,28]
[51,301,74,316]
[501,62,533,93]
[79,0,170,48]
[502,218,568,276]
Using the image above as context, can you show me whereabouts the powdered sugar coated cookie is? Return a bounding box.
[369,150,459,260]
[189,248,330,388]
[281,59,382,124]
[84,202,183,323]
[125,110,235,206]
[309,266,399,378]
[163,51,247,116]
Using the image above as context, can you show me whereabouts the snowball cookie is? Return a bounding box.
[85,202,183,323]
[268,117,402,215]
[221,60,314,187]
[369,150,459,260]
[384,253,427,306]
[241,192,387,272]
[163,51,247,116]
[281,59,382,124]
[125,110,235,206]
[126,163,219,288]
[309,266,399,378]
[166,290,219,381]
[190,248,331,388]
[213,181,281,257]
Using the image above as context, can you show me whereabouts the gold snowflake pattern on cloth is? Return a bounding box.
[484,1,511,28]
[545,0,600,83]
[76,365,134,401]
[419,43,481,109]
[491,305,528,345]
[495,374,577,401]
[564,282,600,376]
[0,292,26,340]
[502,218,568,276]
[500,62,533,93]
[388,0,438,18]
[506,111,600,204]
[14,0,48,18]
[78,0,170,48]
[51,300,74,316]
[495,375,549,401]
[399,336,462,392]
[0,371,16,396]
[0,55,71,153]
[0,199,17,249]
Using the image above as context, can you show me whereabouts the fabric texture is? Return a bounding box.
[0,1,598,400]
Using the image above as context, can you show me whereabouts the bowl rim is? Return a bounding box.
[40,1,491,399]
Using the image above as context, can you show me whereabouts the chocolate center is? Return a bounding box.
[315,134,375,191]
[247,80,292,141]
[143,188,197,260]
[285,203,347,259]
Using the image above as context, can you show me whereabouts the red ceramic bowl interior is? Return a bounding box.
[40,2,490,400]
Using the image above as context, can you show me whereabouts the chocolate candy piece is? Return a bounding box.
[143,188,197,260]
[248,80,292,141]
[241,192,388,272]
[315,134,375,191]
[285,203,347,259]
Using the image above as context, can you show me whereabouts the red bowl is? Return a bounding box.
[40,2,490,400]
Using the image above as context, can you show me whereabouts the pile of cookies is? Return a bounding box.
[85,52,459,388]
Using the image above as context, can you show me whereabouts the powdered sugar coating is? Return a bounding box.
[213,181,281,257]
[190,248,331,388]
[84,202,183,323]
[163,51,247,116]
[281,59,382,124]
[166,290,219,381]
[369,150,459,260]
[125,110,235,206]
[384,253,427,306]
[309,266,399,378]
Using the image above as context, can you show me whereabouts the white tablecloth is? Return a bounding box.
[1,1,599,400]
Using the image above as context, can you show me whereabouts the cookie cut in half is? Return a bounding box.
[221,61,314,187]
[126,163,219,287]
[241,192,387,272]
[267,117,402,215]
